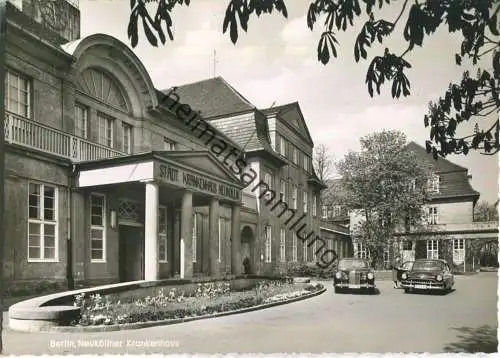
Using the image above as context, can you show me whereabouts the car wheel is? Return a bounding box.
[404,288,410,294]
[368,287,375,295]
[334,287,341,294]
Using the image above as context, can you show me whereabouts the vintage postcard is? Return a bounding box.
[0,0,498,355]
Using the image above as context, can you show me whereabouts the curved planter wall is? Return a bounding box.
[8,275,276,332]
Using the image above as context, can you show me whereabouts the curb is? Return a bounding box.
[44,285,326,333]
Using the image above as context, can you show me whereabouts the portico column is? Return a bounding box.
[209,198,220,276]
[231,204,242,275]
[180,191,193,278]
[144,181,159,281]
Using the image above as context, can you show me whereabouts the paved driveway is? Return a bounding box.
[2,273,498,354]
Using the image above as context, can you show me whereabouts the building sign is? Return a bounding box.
[158,163,241,201]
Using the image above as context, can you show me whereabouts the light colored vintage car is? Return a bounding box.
[400,259,455,293]
[333,258,376,294]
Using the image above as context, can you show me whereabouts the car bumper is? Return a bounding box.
[334,283,375,289]
[401,281,446,290]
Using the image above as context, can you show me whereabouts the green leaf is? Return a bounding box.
[488,12,499,36]
[128,12,139,48]
[230,17,238,43]
[455,54,461,65]
[142,17,158,47]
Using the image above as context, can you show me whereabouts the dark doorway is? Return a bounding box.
[119,225,144,282]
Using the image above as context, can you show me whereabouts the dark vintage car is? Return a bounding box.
[333,258,376,294]
[400,259,455,293]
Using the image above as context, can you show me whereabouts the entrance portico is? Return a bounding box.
[76,151,244,281]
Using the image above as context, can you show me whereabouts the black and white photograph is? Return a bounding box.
[0,0,498,354]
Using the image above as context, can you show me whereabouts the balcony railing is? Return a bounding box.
[5,112,125,162]
[394,221,499,234]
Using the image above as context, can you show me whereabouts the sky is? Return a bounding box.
[79,0,498,203]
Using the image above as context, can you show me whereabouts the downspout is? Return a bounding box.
[66,164,76,290]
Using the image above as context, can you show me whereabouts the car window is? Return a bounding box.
[338,260,369,270]
[412,260,443,271]
[402,261,413,270]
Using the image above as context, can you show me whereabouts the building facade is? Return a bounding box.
[349,142,498,271]
[3,0,349,293]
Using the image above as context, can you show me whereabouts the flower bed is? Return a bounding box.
[72,280,322,326]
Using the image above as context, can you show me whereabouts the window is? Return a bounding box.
[428,174,440,193]
[158,206,168,262]
[312,195,317,216]
[218,218,223,263]
[322,205,328,219]
[303,191,308,213]
[303,241,308,262]
[97,112,114,148]
[292,232,297,261]
[292,186,298,209]
[263,172,273,200]
[427,207,439,225]
[265,225,272,263]
[354,242,368,259]
[293,147,298,164]
[279,136,286,156]
[453,239,465,263]
[74,104,88,138]
[164,138,177,151]
[312,240,317,261]
[5,70,31,118]
[402,241,413,251]
[280,228,286,262]
[192,213,197,263]
[303,155,309,172]
[408,179,416,192]
[90,193,106,262]
[122,122,132,154]
[333,205,342,217]
[426,240,439,259]
[28,183,58,261]
[280,180,286,201]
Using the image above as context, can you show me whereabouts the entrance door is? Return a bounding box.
[119,225,144,282]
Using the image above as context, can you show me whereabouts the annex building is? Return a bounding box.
[2,0,350,293]
[339,142,498,272]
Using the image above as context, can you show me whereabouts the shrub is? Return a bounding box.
[286,262,336,278]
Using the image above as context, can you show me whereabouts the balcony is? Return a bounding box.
[4,112,126,162]
[394,221,499,237]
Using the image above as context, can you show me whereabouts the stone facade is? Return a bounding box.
[3,1,350,294]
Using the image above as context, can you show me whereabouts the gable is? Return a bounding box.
[262,102,314,145]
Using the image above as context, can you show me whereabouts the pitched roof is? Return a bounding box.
[162,76,255,119]
[261,101,314,145]
[406,141,468,172]
[210,112,273,153]
[163,76,276,155]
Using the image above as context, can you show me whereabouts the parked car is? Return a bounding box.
[397,260,414,284]
[400,259,454,294]
[333,258,376,294]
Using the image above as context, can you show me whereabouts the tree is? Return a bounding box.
[313,144,335,181]
[474,200,499,222]
[336,130,431,268]
[128,0,499,159]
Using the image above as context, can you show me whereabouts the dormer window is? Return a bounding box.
[428,174,440,193]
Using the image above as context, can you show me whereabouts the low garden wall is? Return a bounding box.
[8,275,323,333]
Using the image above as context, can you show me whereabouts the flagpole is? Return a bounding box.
[0,0,7,353]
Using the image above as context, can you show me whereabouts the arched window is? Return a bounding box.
[77,68,128,111]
